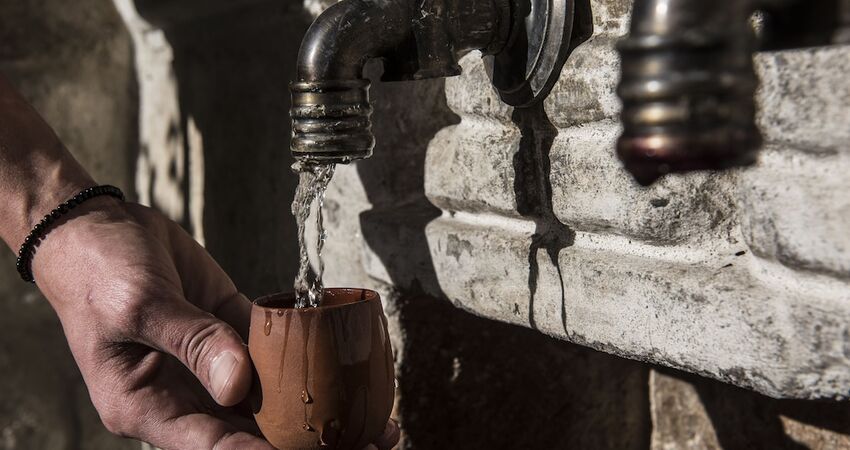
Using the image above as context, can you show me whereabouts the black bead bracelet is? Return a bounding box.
[16,185,125,283]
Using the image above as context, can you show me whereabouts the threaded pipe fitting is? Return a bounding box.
[290,79,374,163]
[616,34,762,186]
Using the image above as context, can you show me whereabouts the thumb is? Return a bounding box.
[142,298,252,407]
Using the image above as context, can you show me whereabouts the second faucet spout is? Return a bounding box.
[617,0,850,185]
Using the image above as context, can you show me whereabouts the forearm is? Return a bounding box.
[0,74,95,250]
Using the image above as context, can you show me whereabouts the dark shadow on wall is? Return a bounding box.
[357,73,457,296]
[657,367,850,448]
[397,295,651,450]
[511,104,575,333]
[151,2,312,298]
[356,68,649,449]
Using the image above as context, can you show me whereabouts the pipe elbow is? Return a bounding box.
[291,0,415,164]
[289,0,510,164]
[296,0,411,82]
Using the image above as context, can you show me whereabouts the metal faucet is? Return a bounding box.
[617,0,850,186]
[290,0,593,163]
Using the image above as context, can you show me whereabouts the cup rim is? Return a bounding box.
[253,288,379,312]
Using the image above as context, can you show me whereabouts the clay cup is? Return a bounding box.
[249,288,395,450]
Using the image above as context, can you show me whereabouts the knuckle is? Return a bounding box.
[98,403,132,437]
[112,295,150,337]
[212,431,238,450]
[90,378,144,439]
[101,279,159,336]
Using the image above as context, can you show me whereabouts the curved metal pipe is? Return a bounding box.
[290,1,414,163]
[290,0,509,163]
[296,0,413,82]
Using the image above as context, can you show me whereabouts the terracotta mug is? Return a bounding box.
[249,288,395,450]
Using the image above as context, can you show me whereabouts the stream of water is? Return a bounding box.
[291,161,336,308]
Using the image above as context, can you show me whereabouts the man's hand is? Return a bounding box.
[27,201,400,450]
[31,200,269,449]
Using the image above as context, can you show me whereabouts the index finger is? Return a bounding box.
[164,222,253,338]
[149,413,276,450]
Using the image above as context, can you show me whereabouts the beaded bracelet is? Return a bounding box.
[16,185,125,283]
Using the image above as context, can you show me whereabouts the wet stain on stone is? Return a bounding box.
[512,103,576,332]
[446,234,474,261]
[650,198,670,208]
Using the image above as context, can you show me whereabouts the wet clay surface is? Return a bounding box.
[250,289,395,450]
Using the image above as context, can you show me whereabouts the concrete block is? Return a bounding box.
[425,212,850,399]
[549,121,740,244]
[739,146,850,278]
[545,37,622,128]
[425,120,521,217]
[756,46,850,153]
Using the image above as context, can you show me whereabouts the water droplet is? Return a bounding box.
[263,311,272,336]
[320,420,341,447]
[301,390,313,404]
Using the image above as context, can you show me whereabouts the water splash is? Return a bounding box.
[291,161,336,308]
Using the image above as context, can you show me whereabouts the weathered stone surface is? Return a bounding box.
[425,211,850,399]
[780,416,850,449]
[650,370,721,450]
[444,56,513,122]
[739,146,850,279]
[425,120,520,217]
[756,47,850,154]
[589,0,632,36]
[0,0,137,195]
[115,0,187,223]
[549,121,740,244]
[545,37,622,128]
[417,0,850,400]
[650,368,850,449]
[442,46,741,246]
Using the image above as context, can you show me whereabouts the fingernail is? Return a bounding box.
[210,351,238,400]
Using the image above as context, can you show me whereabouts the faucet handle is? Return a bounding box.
[485,0,594,107]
